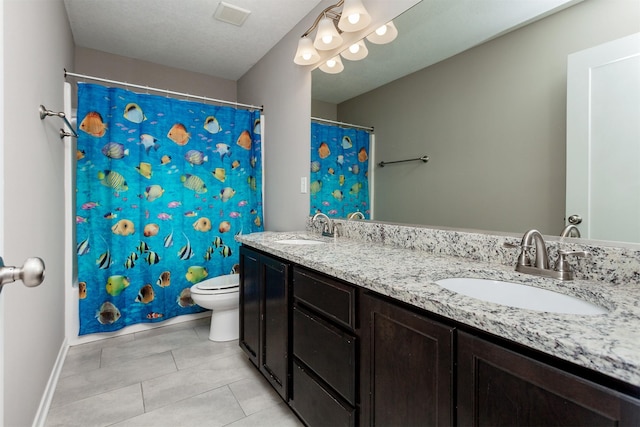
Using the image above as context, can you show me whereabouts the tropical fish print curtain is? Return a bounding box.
[76,83,263,335]
[310,122,371,218]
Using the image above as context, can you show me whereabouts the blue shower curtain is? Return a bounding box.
[75,83,263,335]
[310,122,371,218]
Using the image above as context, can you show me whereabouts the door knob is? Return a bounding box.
[0,256,46,289]
[568,214,582,225]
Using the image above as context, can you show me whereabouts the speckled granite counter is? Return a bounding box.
[236,230,640,388]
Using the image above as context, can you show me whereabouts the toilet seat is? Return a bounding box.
[191,281,239,295]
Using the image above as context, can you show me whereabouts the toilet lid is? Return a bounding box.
[196,281,238,291]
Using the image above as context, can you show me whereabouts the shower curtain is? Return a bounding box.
[310,122,371,218]
[75,83,263,335]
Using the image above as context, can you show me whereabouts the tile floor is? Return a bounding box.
[45,318,304,427]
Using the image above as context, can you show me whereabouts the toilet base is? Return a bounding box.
[208,307,239,342]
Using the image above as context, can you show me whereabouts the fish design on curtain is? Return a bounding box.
[75,83,263,335]
[310,122,370,218]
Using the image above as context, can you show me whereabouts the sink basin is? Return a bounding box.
[274,239,325,245]
[435,278,608,315]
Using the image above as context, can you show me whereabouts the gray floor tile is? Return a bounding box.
[113,385,246,427]
[59,347,101,379]
[132,316,209,341]
[101,328,200,366]
[66,334,134,357]
[229,375,283,416]
[171,338,242,370]
[51,351,176,408]
[45,322,302,426]
[45,383,144,427]
[193,320,213,340]
[142,353,254,412]
[226,402,304,427]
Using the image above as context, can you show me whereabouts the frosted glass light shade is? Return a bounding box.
[294,36,320,65]
[314,17,343,50]
[366,21,398,44]
[319,56,344,74]
[337,0,371,32]
[341,40,368,61]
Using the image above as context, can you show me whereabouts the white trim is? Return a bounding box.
[31,338,69,427]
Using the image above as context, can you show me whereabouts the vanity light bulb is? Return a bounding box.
[375,25,388,36]
[348,13,360,25]
[322,34,333,44]
[349,43,360,54]
[327,59,337,68]
[302,52,312,61]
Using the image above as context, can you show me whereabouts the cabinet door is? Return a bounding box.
[260,255,290,401]
[360,293,455,426]
[239,246,260,366]
[457,331,640,426]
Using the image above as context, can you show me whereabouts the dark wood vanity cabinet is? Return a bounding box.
[239,245,640,427]
[359,293,455,427]
[290,267,358,427]
[457,331,640,426]
[239,246,291,401]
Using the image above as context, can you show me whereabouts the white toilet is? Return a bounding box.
[190,274,239,342]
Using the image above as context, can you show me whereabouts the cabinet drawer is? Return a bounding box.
[293,267,356,329]
[291,361,355,427]
[293,306,356,404]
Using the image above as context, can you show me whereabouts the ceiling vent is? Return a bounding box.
[214,2,251,27]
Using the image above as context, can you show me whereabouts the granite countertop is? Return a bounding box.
[237,231,640,388]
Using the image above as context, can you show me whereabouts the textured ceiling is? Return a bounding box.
[64,0,323,81]
[312,0,581,104]
[64,0,580,103]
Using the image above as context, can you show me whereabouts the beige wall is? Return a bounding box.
[3,0,74,425]
[311,99,337,120]
[338,0,640,235]
[74,47,237,102]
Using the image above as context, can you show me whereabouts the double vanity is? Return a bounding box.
[236,221,640,426]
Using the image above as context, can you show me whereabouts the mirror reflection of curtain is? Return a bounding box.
[75,83,263,335]
[310,122,371,218]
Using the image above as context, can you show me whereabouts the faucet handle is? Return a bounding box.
[555,250,591,273]
[503,242,534,266]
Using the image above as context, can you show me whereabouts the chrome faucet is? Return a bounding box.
[560,224,581,238]
[312,212,335,237]
[505,229,590,281]
[347,211,365,220]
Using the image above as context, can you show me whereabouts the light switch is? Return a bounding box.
[301,177,308,193]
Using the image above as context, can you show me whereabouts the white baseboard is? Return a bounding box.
[31,338,69,427]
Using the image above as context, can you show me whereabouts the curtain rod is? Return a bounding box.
[311,116,374,132]
[64,69,263,111]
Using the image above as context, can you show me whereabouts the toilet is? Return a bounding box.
[190,274,239,342]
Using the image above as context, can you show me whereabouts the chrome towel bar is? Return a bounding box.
[39,104,78,139]
[378,155,429,167]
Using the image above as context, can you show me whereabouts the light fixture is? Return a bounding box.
[340,40,368,61]
[337,0,371,32]
[366,21,398,44]
[293,0,399,73]
[294,36,321,65]
[319,55,344,74]
[314,15,343,50]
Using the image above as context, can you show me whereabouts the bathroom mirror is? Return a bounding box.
[311,0,640,244]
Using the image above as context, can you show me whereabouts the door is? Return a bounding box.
[360,293,455,426]
[239,246,261,366]
[457,331,640,426]
[1,0,5,415]
[566,32,640,242]
[260,255,290,401]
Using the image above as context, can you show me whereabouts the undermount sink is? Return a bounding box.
[274,239,325,245]
[435,278,608,315]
